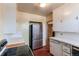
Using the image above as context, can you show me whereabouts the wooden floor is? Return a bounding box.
[33,46,52,56]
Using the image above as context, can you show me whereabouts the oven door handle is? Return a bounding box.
[73,47,79,51]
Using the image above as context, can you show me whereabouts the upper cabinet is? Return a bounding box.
[53,6,63,32]
[47,12,52,22]
[53,4,79,32]
[3,4,16,34]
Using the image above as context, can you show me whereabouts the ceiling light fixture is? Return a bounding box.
[40,3,46,7]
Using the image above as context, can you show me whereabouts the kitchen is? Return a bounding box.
[0,3,79,56]
[50,3,79,56]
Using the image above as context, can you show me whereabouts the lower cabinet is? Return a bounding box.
[50,39,72,56]
[50,40,63,56]
[63,52,71,56]
[62,43,72,56]
[50,41,54,55]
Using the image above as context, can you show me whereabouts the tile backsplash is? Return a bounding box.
[55,32,79,41]
[3,33,25,45]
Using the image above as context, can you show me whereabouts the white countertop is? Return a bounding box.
[50,37,79,47]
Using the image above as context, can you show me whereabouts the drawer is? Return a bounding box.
[63,43,71,53]
[63,43,71,47]
[63,52,71,56]
[50,40,61,44]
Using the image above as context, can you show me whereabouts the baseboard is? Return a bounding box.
[33,46,43,50]
[49,53,54,56]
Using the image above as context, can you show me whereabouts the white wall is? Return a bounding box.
[17,11,47,46]
[3,3,16,34]
[0,3,17,45]
[0,4,47,46]
[0,4,4,34]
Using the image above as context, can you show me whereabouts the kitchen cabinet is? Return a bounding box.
[53,4,79,32]
[47,12,52,22]
[50,40,54,55]
[50,39,62,56]
[62,43,72,56]
[53,6,64,32]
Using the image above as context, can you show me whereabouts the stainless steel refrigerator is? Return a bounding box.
[29,22,42,50]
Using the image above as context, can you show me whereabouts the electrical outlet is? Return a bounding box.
[76,16,78,20]
[60,33,63,35]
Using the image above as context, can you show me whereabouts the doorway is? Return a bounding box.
[46,22,53,52]
[29,22,43,50]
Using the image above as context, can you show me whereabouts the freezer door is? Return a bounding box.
[38,40,42,48]
[32,24,40,40]
[32,23,42,49]
[32,40,39,49]
[33,40,42,49]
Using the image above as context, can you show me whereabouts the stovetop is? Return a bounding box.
[3,45,33,56]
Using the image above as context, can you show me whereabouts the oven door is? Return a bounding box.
[72,46,79,56]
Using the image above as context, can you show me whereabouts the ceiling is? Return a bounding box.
[17,3,64,16]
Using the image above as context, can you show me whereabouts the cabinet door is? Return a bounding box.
[50,40,54,54]
[62,4,79,32]
[53,40,62,56]
[50,40,62,56]
[53,6,64,32]
[63,52,71,56]
[62,43,71,56]
[53,4,79,32]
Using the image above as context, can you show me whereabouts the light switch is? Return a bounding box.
[60,33,63,35]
